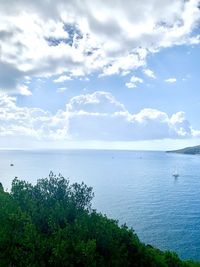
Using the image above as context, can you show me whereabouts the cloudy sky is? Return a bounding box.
[1,0,200,150]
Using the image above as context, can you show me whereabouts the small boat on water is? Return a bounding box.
[172,173,179,178]
[10,163,14,167]
[172,170,179,178]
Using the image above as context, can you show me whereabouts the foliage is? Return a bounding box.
[0,172,199,267]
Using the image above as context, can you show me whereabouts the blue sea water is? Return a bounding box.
[0,149,200,261]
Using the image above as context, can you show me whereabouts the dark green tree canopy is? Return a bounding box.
[0,173,199,267]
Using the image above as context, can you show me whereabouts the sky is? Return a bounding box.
[1,0,200,150]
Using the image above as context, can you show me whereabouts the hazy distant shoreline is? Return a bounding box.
[167,145,200,155]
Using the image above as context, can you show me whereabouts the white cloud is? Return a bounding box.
[143,69,156,79]
[100,50,147,76]
[126,75,143,88]
[125,82,137,89]
[191,129,200,137]
[0,0,199,93]
[165,78,177,83]
[65,92,194,140]
[130,76,143,83]
[0,91,198,146]
[17,85,32,96]
[0,94,67,141]
[67,91,126,114]
[56,87,68,93]
[54,75,72,83]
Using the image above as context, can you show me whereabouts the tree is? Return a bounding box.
[0,173,199,267]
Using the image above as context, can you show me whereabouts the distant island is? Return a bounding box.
[167,145,200,155]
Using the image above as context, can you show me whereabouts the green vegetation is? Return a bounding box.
[167,145,200,155]
[0,172,199,267]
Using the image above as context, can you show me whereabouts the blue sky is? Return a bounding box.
[1,0,200,150]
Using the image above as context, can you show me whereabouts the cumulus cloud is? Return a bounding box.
[0,94,68,141]
[66,92,193,140]
[17,85,32,96]
[0,91,198,145]
[0,0,199,93]
[143,69,156,79]
[56,87,68,93]
[66,91,126,114]
[54,75,72,83]
[165,77,177,83]
[126,75,143,88]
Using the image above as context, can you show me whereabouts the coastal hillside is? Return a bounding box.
[167,145,200,155]
[0,172,199,267]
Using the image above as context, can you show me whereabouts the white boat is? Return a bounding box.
[172,170,179,178]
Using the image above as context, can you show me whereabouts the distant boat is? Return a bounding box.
[172,170,179,178]
[10,163,14,167]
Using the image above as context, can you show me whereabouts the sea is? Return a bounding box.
[0,149,200,261]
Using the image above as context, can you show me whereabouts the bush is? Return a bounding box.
[0,173,199,267]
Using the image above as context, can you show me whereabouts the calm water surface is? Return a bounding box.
[0,149,200,260]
